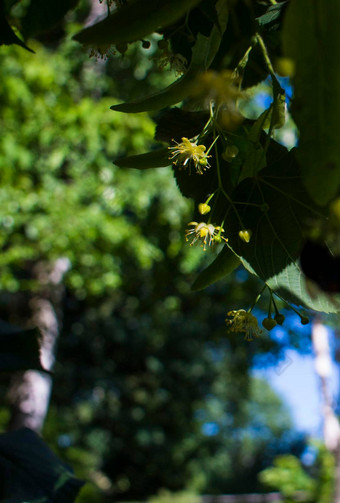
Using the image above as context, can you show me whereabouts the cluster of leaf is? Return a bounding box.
[72,0,340,317]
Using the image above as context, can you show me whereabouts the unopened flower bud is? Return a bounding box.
[262,317,277,331]
[239,229,252,243]
[198,203,211,215]
[222,145,239,162]
[274,313,285,325]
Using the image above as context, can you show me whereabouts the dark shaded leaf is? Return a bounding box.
[21,0,79,38]
[172,157,217,201]
[0,428,84,502]
[237,111,270,184]
[154,108,208,143]
[73,0,202,46]
[110,68,196,113]
[283,0,340,205]
[191,245,240,291]
[114,148,170,169]
[0,9,33,52]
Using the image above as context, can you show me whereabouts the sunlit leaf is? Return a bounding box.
[0,428,84,501]
[256,1,288,31]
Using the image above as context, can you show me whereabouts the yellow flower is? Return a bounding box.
[193,70,242,104]
[225,309,263,341]
[192,70,244,129]
[168,137,210,175]
[185,222,227,250]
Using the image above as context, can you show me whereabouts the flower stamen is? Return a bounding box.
[169,137,210,175]
[225,309,263,341]
[185,222,227,250]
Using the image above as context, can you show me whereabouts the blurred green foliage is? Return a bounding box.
[259,454,315,502]
[259,444,335,503]
[0,37,191,297]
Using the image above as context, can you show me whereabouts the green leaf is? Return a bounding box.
[155,108,208,143]
[227,142,336,312]
[200,0,229,69]
[73,0,201,46]
[0,10,33,52]
[256,2,288,31]
[0,428,84,501]
[282,0,340,205]
[266,262,340,314]
[261,93,286,131]
[237,113,269,184]
[114,148,171,169]
[191,245,240,291]
[110,7,229,114]
[111,70,195,113]
[21,0,79,38]
[0,320,45,373]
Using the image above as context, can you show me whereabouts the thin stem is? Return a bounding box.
[271,293,280,316]
[255,33,280,85]
[248,284,267,313]
[233,43,255,80]
[214,132,244,228]
[206,135,220,155]
[205,192,216,206]
[268,294,273,318]
[272,290,307,321]
[233,201,263,208]
[209,189,221,222]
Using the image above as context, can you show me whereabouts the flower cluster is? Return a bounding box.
[225,309,263,341]
[168,137,210,175]
[192,70,244,129]
[185,222,227,251]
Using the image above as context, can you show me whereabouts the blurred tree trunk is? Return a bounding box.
[312,317,340,502]
[7,259,69,433]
